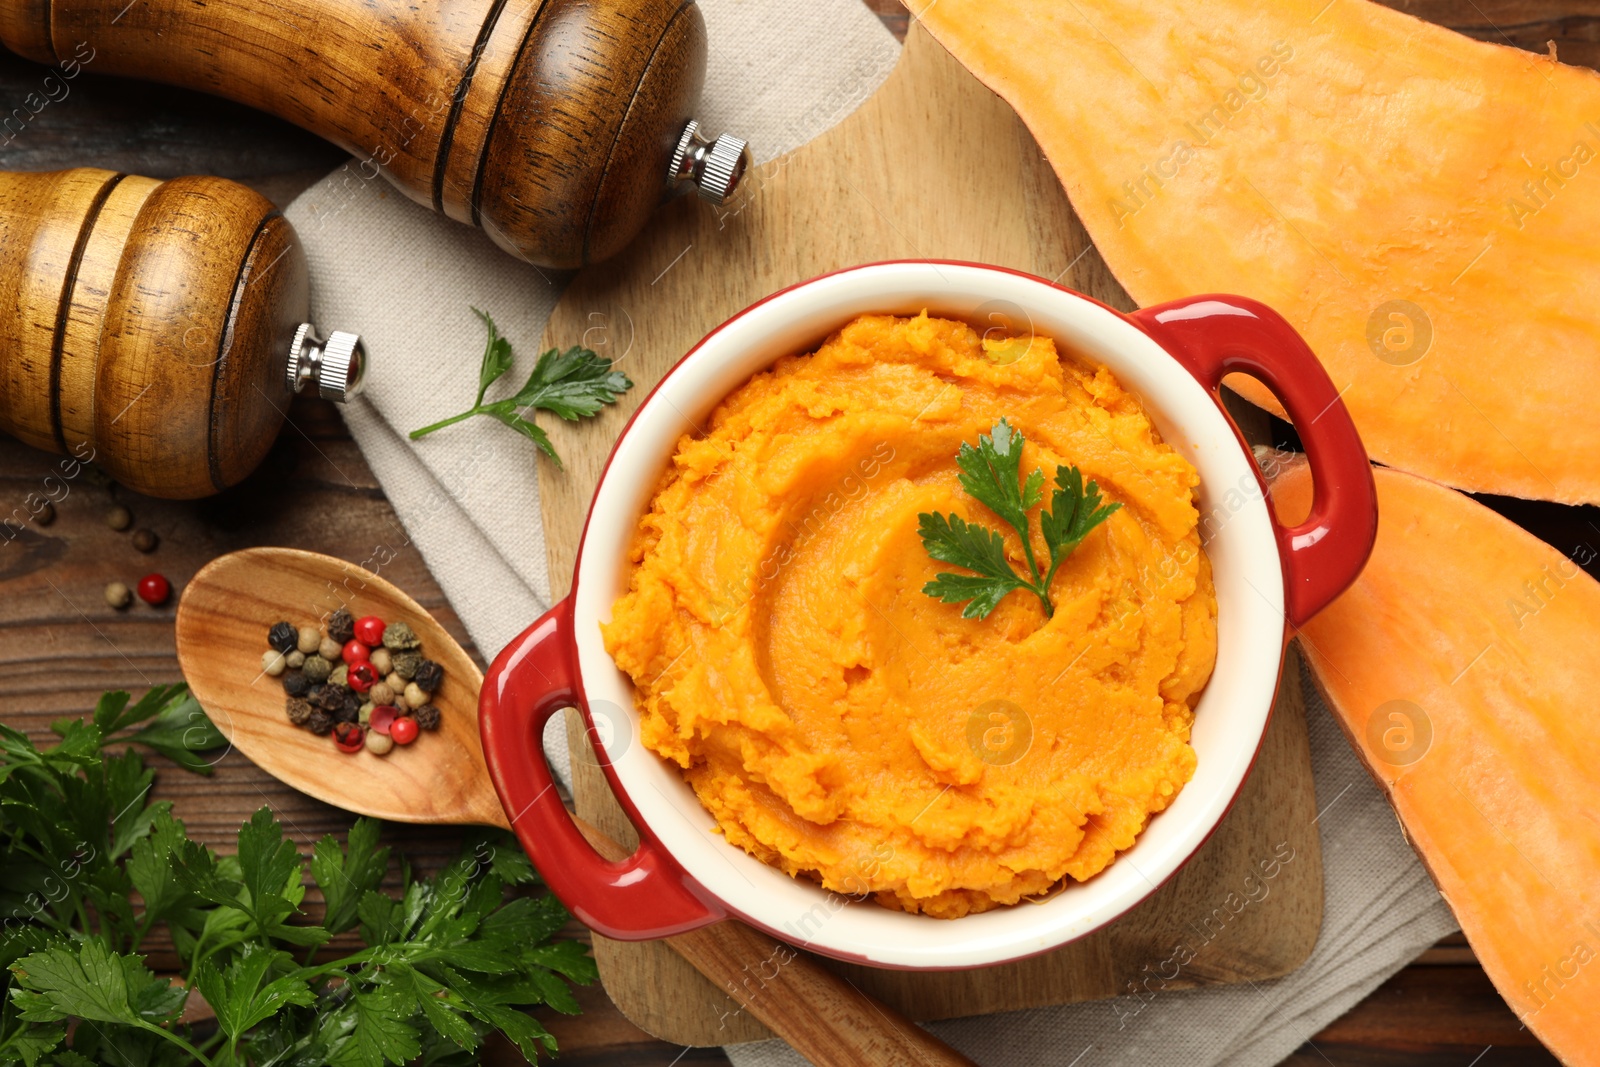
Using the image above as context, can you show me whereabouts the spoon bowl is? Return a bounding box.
[175,546,509,829]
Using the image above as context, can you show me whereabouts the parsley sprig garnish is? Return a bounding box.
[919,418,1120,619]
[410,308,631,466]
[1,686,595,1065]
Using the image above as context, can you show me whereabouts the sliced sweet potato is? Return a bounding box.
[1272,457,1600,1064]
[920,0,1600,504]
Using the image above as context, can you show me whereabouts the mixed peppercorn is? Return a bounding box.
[263,607,444,756]
[95,503,170,609]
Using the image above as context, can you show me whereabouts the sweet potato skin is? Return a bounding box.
[1272,458,1600,1064]
[921,0,1600,504]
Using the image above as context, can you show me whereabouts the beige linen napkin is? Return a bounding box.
[284,4,1456,1062]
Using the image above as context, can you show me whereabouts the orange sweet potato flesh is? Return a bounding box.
[1272,458,1600,1063]
[919,0,1600,504]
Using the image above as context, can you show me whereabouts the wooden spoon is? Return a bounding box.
[176,546,976,1067]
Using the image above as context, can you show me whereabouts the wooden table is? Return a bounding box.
[0,2,1579,1062]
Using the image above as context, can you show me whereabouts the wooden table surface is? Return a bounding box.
[0,2,1583,1063]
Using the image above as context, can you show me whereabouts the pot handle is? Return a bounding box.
[1132,295,1376,630]
[479,597,725,939]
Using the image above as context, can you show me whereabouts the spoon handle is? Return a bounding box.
[577,819,979,1067]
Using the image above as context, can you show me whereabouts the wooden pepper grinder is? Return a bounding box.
[0,168,365,500]
[0,0,750,268]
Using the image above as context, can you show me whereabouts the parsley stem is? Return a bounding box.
[1038,553,1070,618]
[1017,533,1044,592]
[1033,577,1056,618]
[408,407,480,439]
[137,1019,213,1066]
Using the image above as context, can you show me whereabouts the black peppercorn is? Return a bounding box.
[412,659,443,693]
[327,607,356,644]
[131,528,159,553]
[333,700,358,724]
[268,621,298,654]
[286,697,313,725]
[282,670,310,698]
[413,703,441,730]
[309,685,344,712]
[342,688,363,717]
[307,708,334,735]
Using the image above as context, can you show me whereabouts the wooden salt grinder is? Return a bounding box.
[0,168,364,500]
[0,0,751,268]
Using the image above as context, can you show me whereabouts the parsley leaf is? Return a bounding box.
[334,983,421,1067]
[469,307,513,407]
[91,684,187,736]
[231,809,329,948]
[919,420,1121,619]
[1038,462,1122,596]
[310,817,389,936]
[11,938,183,1028]
[194,944,313,1046]
[954,418,1045,581]
[117,690,228,775]
[409,307,631,466]
[918,512,1030,620]
[127,808,194,929]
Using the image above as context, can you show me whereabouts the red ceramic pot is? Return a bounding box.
[480,261,1375,970]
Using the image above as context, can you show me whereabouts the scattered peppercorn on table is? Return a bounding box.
[0,1,1580,1061]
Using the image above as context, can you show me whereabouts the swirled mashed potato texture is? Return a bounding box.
[601,313,1216,918]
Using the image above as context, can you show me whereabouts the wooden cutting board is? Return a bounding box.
[538,19,1324,1047]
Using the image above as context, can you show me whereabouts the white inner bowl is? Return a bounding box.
[571,262,1286,969]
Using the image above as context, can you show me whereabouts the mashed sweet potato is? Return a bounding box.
[601,312,1217,918]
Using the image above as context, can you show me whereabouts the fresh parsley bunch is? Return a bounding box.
[0,686,594,1066]
[920,418,1121,619]
[409,308,631,465]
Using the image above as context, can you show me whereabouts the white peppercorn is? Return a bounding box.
[105,504,133,531]
[297,626,321,654]
[364,730,394,755]
[403,682,432,709]
[318,635,342,661]
[369,682,395,707]
[104,581,132,609]
[369,647,393,676]
[286,650,306,669]
[131,528,159,553]
[385,671,405,693]
[261,650,287,677]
